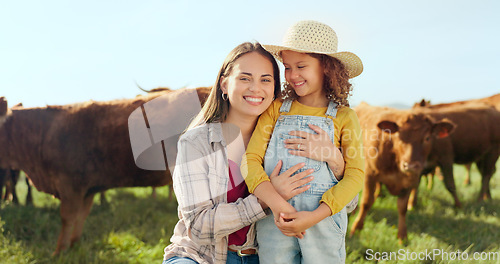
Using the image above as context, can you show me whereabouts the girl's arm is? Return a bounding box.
[253,181,297,219]
[320,108,364,215]
[241,101,279,194]
[174,135,266,245]
[242,100,289,214]
[325,145,345,178]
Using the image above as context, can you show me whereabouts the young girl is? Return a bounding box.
[242,20,365,264]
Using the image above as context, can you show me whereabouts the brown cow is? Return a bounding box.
[411,101,500,207]
[413,94,500,189]
[98,87,177,204]
[0,87,209,255]
[350,102,455,241]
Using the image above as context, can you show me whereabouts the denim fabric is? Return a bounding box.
[163,256,199,264]
[226,250,259,264]
[256,99,347,264]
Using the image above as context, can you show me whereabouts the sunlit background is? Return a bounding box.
[1,0,499,108]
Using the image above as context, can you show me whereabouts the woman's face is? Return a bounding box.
[282,50,325,102]
[221,52,275,119]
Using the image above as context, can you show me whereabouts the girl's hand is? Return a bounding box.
[275,211,318,235]
[252,182,304,238]
[270,202,307,239]
[269,161,314,201]
[284,124,345,177]
[275,203,332,235]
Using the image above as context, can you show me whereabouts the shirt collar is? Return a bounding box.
[207,122,227,149]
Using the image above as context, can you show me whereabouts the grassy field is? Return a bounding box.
[1,162,499,264]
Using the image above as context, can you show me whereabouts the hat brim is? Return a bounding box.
[262,44,363,79]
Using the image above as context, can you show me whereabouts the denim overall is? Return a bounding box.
[256,99,347,264]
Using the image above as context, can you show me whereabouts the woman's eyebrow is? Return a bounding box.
[241,72,272,77]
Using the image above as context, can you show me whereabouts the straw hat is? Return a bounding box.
[263,20,363,78]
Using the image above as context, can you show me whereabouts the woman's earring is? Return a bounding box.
[222,93,228,101]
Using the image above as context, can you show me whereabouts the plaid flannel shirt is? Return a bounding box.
[163,122,267,264]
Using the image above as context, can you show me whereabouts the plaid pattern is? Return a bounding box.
[163,123,267,264]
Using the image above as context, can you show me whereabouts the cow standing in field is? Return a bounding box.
[411,101,500,207]
[350,102,455,241]
[413,94,500,188]
[0,87,209,255]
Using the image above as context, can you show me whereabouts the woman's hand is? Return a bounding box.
[284,124,345,178]
[269,161,314,201]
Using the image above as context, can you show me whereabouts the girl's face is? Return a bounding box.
[282,50,325,104]
[221,52,275,119]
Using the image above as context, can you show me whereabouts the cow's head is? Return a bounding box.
[378,113,455,176]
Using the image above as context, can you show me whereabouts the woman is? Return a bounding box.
[162,42,345,264]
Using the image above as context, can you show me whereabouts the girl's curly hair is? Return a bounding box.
[281,53,352,107]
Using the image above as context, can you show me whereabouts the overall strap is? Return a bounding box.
[279,99,293,113]
[325,101,338,118]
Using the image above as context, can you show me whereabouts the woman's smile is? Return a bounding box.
[244,96,265,105]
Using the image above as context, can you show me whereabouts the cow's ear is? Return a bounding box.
[0,97,7,116]
[378,120,399,133]
[432,119,456,139]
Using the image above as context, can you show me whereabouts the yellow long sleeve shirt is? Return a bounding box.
[242,99,365,215]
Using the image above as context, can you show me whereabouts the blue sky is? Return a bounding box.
[1,0,499,108]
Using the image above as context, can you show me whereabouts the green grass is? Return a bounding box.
[1,162,499,264]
